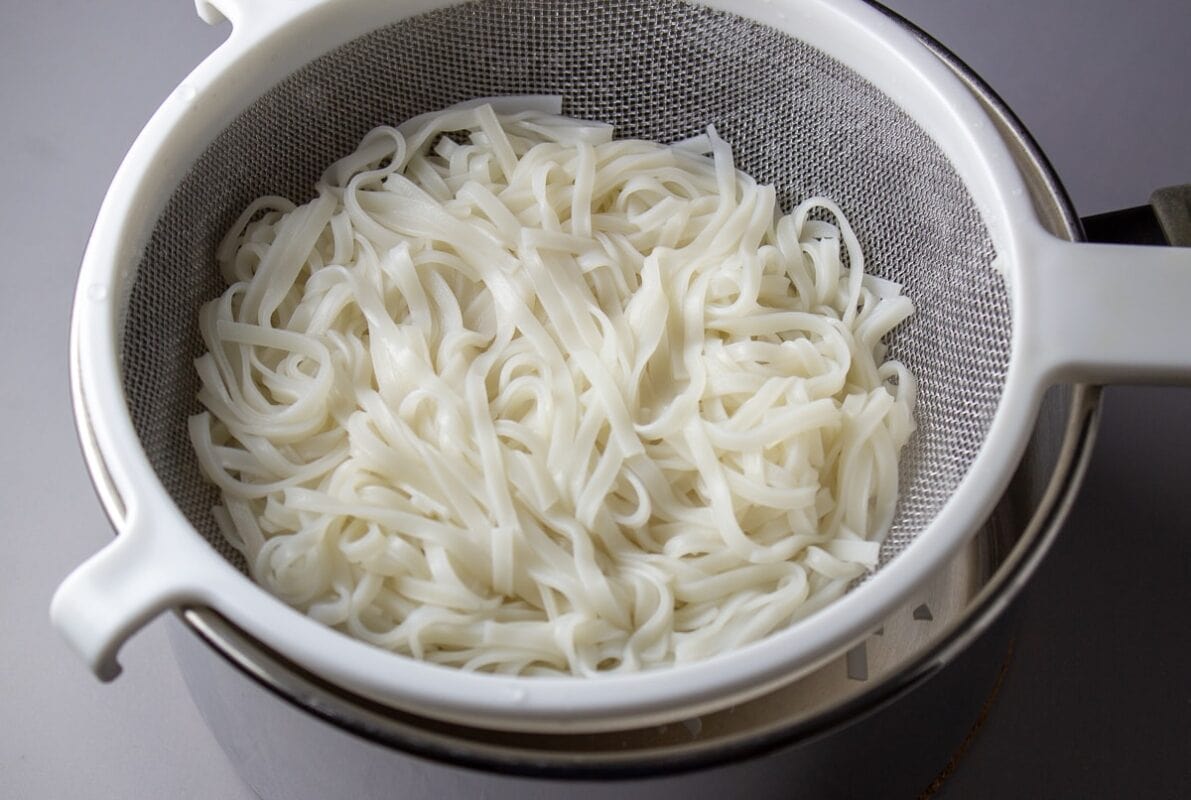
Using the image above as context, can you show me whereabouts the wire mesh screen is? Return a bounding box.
[120,0,1009,575]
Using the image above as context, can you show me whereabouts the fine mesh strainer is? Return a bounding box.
[52,0,1191,733]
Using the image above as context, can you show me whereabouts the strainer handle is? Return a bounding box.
[50,513,214,681]
[1021,224,1191,386]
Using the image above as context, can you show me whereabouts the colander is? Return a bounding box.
[52,0,1191,734]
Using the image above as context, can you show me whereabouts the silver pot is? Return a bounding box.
[66,9,1115,792]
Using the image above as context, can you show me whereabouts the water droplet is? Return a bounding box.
[176,84,198,102]
[87,284,108,301]
[503,686,527,704]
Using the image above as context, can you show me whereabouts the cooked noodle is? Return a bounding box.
[189,102,917,675]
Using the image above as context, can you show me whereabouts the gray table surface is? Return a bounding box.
[4,1,1189,797]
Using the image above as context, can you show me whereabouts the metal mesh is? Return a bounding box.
[121,0,1009,575]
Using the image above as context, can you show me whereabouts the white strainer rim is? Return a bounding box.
[56,0,1131,733]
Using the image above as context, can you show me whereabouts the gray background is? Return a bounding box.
[3,0,1189,797]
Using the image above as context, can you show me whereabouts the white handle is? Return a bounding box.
[50,512,214,681]
[1022,234,1191,386]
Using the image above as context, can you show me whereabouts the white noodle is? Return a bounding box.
[190,103,917,676]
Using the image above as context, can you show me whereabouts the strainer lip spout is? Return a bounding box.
[63,0,1051,733]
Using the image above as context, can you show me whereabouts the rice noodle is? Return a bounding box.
[190,103,917,676]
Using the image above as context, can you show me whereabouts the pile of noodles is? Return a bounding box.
[190,101,917,676]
